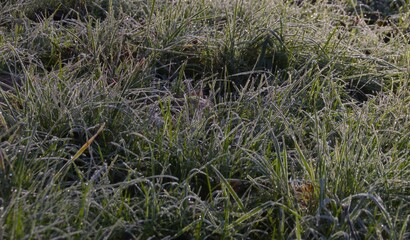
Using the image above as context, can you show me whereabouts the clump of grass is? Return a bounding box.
[0,0,409,238]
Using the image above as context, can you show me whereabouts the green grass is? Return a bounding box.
[0,0,409,239]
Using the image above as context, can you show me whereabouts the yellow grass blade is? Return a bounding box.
[71,122,106,162]
[54,123,106,180]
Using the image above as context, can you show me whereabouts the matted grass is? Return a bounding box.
[0,0,409,239]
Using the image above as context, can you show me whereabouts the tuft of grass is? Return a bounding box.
[0,0,409,238]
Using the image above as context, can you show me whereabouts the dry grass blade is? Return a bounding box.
[54,122,106,180]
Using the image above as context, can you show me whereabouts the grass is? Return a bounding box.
[0,0,409,239]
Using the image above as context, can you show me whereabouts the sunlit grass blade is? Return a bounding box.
[211,165,245,211]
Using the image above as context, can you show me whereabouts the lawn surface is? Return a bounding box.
[0,0,409,239]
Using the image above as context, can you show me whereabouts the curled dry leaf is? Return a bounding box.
[289,179,316,210]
